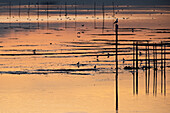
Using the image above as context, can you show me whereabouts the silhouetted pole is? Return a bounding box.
[28,1,30,19]
[59,5,62,17]
[65,2,67,29]
[112,2,115,17]
[18,1,21,18]
[18,1,21,27]
[133,41,135,95]
[164,44,166,96]
[147,41,150,93]
[37,0,40,28]
[115,24,118,111]
[155,44,157,95]
[74,2,77,30]
[46,2,49,30]
[153,44,155,94]
[145,43,148,93]
[94,2,96,29]
[102,3,105,33]
[9,1,12,27]
[28,1,31,28]
[161,41,163,94]
[136,41,138,95]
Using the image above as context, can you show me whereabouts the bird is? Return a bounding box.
[107,53,110,58]
[33,49,36,55]
[139,51,142,56]
[77,62,80,68]
[114,18,118,24]
[94,65,96,69]
[123,58,125,64]
[132,28,134,32]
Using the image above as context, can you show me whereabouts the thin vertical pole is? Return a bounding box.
[145,43,148,93]
[9,1,11,27]
[155,44,157,95]
[112,2,115,17]
[115,24,118,111]
[18,1,21,27]
[18,1,21,18]
[28,1,30,28]
[161,41,163,94]
[153,44,155,94]
[164,44,166,96]
[75,2,77,30]
[46,2,49,30]
[147,42,150,93]
[59,5,62,17]
[37,0,39,29]
[28,1,30,19]
[102,3,105,33]
[65,2,67,29]
[133,41,135,95]
[94,2,96,29]
[136,41,138,95]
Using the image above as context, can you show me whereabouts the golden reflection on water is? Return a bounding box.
[0,4,170,113]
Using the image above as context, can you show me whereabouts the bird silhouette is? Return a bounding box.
[77,62,80,68]
[123,58,125,64]
[33,49,36,54]
[94,65,96,69]
[114,18,118,24]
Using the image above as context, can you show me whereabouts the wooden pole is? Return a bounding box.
[133,41,135,95]
[147,41,150,93]
[136,41,138,95]
[161,41,163,94]
[115,24,118,111]
[102,3,105,33]
[65,2,67,29]
[155,44,157,95]
[153,44,155,94]
[75,2,77,30]
[164,44,166,96]
[94,2,96,29]
[145,43,148,93]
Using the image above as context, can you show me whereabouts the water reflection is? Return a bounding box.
[0,2,169,113]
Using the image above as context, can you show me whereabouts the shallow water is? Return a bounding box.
[0,4,170,113]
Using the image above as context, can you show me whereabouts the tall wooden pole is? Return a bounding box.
[115,24,118,111]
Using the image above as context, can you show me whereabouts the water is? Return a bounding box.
[0,3,170,113]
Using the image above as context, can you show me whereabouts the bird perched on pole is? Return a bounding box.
[114,18,118,24]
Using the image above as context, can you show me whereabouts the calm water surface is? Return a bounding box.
[0,4,170,113]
